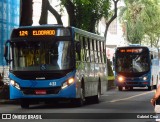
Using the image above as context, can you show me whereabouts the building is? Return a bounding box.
[0,0,20,81]
[0,0,20,66]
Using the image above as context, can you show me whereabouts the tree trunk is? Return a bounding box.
[48,3,63,25]
[20,0,33,26]
[39,0,63,25]
[63,0,76,26]
[39,0,48,25]
[104,0,119,41]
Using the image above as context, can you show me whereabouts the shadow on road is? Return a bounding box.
[24,98,102,109]
[116,87,155,92]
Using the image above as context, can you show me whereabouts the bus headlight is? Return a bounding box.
[143,76,148,81]
[10,80,20,90]
[118,76,125,83]
[62,77,74,89]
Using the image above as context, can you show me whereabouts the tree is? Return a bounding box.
[119,0,160,46]
[119,0,145,43]
[61,0,111,33]
[39,0,63,25]
[20,0,33,26]
[61,0,76,27]
[104,0,119,40]
[141,0,160,47]
[21,0,112,34]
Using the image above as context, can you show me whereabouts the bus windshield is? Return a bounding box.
[11,39,73,71]
[115,48,150,74]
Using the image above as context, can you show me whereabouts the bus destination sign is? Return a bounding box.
[119,48,143,53]
[19,30,56,37]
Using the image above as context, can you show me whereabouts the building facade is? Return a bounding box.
[0,0,20,66]
[0,0,20,77]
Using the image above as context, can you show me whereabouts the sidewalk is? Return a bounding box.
[0,99,16,104]
[0,85,14,104]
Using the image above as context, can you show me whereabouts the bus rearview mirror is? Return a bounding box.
[4,46,8,58]
[4,40,12,64]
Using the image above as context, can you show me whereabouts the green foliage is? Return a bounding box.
[119,0,160,46]
[61,0,111,33]
[107,59,114,76]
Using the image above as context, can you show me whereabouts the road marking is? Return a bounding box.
[110,90,155,103]
[101,95,109,96]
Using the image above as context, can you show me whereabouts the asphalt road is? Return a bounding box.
[0,87,157,122]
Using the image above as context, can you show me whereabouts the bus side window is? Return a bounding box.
[75,41,81,61]
[150,53,153,65]
[151,54,153,60]
[113,56,115,64]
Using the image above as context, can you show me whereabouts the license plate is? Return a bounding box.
[35,90,46,95]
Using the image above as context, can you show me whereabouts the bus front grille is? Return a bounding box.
[21,87,61,95]
[126,82,139,85]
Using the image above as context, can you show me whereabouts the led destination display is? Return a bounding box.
[12,27,71,38]
[19,30,56,37]
[118,48,143,53]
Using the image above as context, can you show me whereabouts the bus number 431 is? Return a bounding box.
[49,82,56,86]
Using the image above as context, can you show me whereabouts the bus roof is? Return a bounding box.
[12,25,105,42]
[17,24,64,29]
[116,45,159,53]
[72,27,105,41]
[116,45,148,49]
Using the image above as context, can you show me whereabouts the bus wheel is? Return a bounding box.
[93,89,100,103]
[125,86,129,90]
[148,86,153,91]
[75,88,85,107]
[21,99,29,109]
[118,86,123,91]
[129,87,133,90]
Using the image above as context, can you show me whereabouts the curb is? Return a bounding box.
[0,99,19,104]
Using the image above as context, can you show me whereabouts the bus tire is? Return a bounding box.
[21,99,29,109]
[148,86,153,91]
[93,90,100,104]
[118,86,123,91]
[75,88,85,107]
[125,86,128,90]
[154,76,158,89]
[129,87,133,90]
[90,81,101,104]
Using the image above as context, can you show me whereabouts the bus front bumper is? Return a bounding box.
[115,80,150,87]
[9,83,77,100]
[114,76,150,87]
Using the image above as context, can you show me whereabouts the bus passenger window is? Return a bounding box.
[19,49,26,67]
[48,42,59,65]
[24,50,35,66]
[75,42,81,61]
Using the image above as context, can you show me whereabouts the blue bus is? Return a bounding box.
[4,25,107,108]
[114,45,159,91]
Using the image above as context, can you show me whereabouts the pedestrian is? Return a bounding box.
[151,85,160,121]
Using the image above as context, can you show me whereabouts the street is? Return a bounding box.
[0,87,156,122]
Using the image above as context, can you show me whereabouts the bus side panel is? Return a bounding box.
[95,63,107,94]
[75,62,99,98]
[151,59,159,86]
